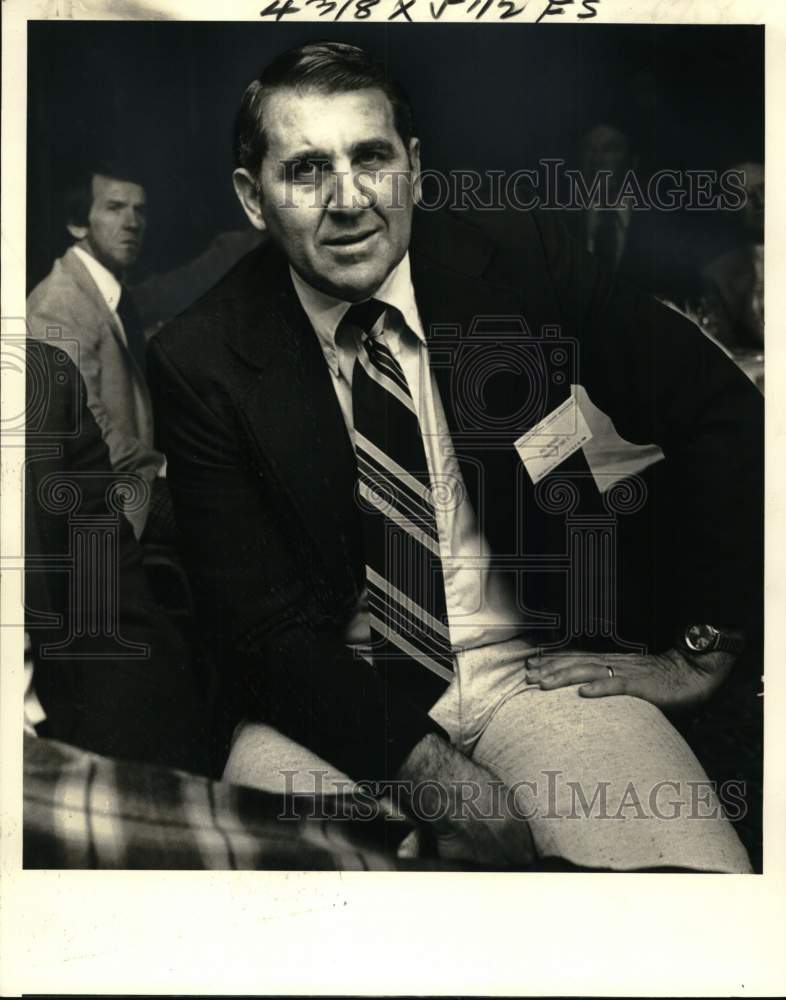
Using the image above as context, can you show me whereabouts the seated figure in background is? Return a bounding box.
[26,162,174,542]
[700,162,764,352]
[24,339,205,770]
[566,120,694,302]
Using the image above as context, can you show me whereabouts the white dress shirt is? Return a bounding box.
[290,256,529,657]
[585,203,632,271]
[73,244,125,339]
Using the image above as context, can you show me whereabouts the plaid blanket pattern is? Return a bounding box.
[23,735,410,870]
[23,737,664,873]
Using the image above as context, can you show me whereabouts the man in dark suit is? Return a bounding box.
[562,121,691,302]
[27,164,169,540]
[148,43,762,870]
[24,339,205,771]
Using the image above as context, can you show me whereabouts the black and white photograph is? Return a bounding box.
[1,0,783,995]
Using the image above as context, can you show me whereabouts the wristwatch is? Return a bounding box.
[680,624,745,656]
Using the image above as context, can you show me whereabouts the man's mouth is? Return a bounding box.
[323,230,379,248]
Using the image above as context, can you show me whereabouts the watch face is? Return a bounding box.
[685,624,716,652]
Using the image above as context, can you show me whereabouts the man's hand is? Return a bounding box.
[525,646,738,711]
[397,733,535,867]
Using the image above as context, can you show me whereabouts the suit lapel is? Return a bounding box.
[227,249,365,594]
[61,248,149,390]
[61,247,110,316]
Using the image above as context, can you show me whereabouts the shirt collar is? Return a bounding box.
[588,201,633,232]
[290,252,425,377]
[72,244,122,313]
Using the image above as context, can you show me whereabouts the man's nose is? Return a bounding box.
[123,210,142,230]
[324,169,371,214]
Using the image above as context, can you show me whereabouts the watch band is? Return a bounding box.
[681,624,745,656]
[713,631,746,656]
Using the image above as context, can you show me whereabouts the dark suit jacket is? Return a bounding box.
[25,340,205,771]
[148,208,764,781]
[557,207,697,303]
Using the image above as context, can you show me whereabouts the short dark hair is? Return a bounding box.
[234,41,415,177]
[64,161,146,228]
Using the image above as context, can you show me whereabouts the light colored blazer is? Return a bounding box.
[27,246,163,536]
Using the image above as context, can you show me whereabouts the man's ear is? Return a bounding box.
[67,223,88,241]
[233,168,267,232]
[408,138,422,206]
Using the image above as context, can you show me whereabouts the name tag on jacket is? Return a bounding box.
[514,392,593,484]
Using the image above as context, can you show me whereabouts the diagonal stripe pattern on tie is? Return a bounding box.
[345,299,454,703]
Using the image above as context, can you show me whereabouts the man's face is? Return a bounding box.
[247,87,420,302]
[76,174,147,276]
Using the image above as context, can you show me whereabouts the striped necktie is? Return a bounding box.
[345,299,454,705]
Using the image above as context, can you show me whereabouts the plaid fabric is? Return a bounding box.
[23,737,618,873]
[23,735,411,870]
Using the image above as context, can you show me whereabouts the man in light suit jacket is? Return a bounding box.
[148,43,762,871]
[27,164,165,538]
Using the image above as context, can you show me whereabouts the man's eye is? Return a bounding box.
[356,151,386,168]
[288,159,330,182]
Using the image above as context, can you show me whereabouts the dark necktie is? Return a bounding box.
[345,299,454,705]
[116,289,147,376]
[592,210,619,273]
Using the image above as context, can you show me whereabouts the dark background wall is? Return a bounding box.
[27,21,763,289]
